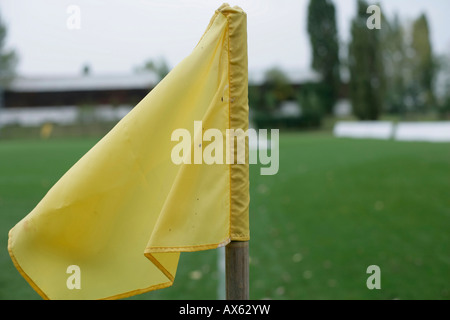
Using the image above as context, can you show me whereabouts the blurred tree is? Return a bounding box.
[0,11,17,127]
[248,83,263,111]
[381,13,408,115]
[135,57,170,81]
[348,0,385,120]
[409,13,436,112]
[296,82,325,127]
[435,53,450,119]
[307,0,341,114]
[261,67,293,111]
[0,13,17,86]
[82,63,91,76]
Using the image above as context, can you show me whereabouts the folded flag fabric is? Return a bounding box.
[8,3,249,300]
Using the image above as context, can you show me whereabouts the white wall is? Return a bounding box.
[334,121,450,142]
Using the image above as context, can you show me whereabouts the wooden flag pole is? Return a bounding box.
[225,240,249,300]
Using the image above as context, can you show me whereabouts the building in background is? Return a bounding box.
[1,73,158,126]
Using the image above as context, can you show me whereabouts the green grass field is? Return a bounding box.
[0,132,449,300]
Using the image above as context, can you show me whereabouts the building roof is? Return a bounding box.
[7,73,159,93]
[6,68,320,93]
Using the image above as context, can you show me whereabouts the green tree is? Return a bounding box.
[381,13,408,115]
[307,0,341,114]
[409,13,435,112]
[348,0,385,120]
[0,13,17,86]
[81,63,91,76]
[135,57,170,81]
[261,67,293,111]
[435,53,450,118]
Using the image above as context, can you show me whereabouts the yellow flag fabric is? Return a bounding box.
[8,3,249,300]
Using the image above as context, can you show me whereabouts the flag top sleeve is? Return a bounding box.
[221,4,249,242]
[7,3,249,300]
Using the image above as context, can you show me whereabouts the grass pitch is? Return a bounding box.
[0,132,449,300]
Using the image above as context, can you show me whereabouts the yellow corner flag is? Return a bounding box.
[8,3,249,300]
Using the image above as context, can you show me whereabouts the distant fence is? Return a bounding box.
[333,121,393,140]
[394,122,450,142]
[333,121,450,142]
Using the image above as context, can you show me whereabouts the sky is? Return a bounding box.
[0,0,449,77]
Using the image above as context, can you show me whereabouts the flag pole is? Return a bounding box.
[225,240,249,300]
[220,3,249,301]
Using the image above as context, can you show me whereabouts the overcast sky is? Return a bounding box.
[1,0,449,77]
